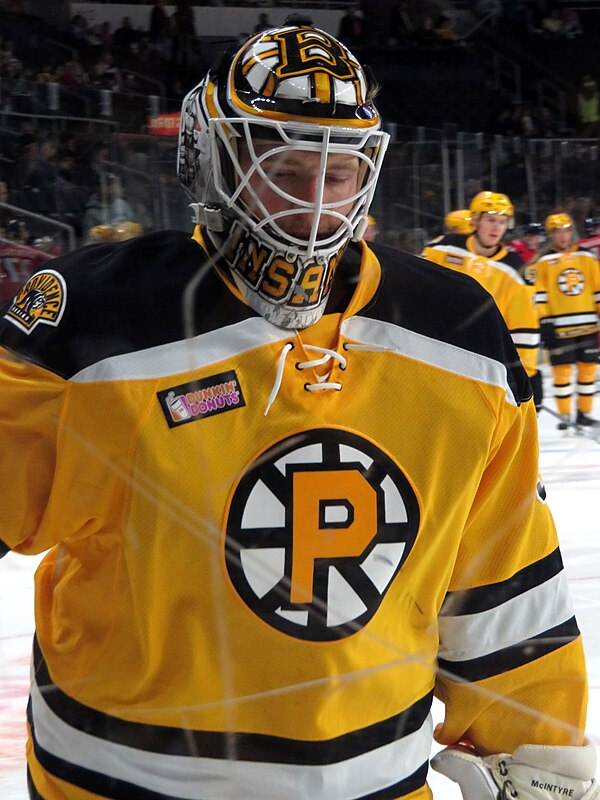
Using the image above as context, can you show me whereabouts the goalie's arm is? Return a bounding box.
[435,395,587,755]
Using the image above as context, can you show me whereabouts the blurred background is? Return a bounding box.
[2,0,600,258]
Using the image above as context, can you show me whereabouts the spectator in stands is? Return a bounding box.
[13,132,39,190]
[77,139,111,196]
[59,59,86,89]
[112,16,139,60]
[23,137,61,216]
[5,217,31,246]
[90,50,122,92]
[541,7,564,37]
[97,21,113,49]
[82,173,135,241]
[337,5,366,48]
[254,13,274,34]
[536,103,560,137]
[389,1,417,45]
[172,0,196,69]
[149,0,172,62]
[576,75,600,138]
[0,221,54,302]
[35,64,55,84]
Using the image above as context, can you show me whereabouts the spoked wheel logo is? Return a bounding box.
[225,428,420,641]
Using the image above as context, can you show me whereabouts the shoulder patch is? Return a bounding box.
[4,270,67,334]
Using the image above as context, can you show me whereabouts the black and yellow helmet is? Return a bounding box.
[177,25,389,328]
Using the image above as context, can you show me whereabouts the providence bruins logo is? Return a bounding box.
[5,269,67,334]
[558,267,584,296]
[225,428,420,641]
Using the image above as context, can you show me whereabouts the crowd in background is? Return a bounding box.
[2,0,600,257]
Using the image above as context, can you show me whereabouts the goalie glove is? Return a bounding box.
[431,741,599,800]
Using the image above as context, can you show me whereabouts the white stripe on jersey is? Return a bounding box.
[29,677,433,800]
[342,316,518,406]
[427,245,526,283]
[438,570,574,663]
[552,313,598,327]
[71,318,291,383]
[537,250,598,264]
[511,331,540,347]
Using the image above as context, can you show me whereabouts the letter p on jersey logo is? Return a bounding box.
[224,429,420,641]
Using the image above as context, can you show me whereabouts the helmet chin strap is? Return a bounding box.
[352,214,370,242]
[190,202,227,232]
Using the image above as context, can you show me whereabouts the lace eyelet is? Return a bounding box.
[304,383,311,391]
[295,362,302,370]
[338,364,347,371]
[342,342,349,351]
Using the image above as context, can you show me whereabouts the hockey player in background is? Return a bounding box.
[533,212,600,431]
[421,191,543,410]
[0,219,54,303]
[443,207,474,234]
[0,25,596,800]
[508,221,546,269]
[578,215,600,261]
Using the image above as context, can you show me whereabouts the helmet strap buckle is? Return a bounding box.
[190,203,226,232]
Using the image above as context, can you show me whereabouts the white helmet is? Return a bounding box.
[177,25,389,328]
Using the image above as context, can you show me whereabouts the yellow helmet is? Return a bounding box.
[545,213,573,231]
[113,221,144,241]
[444,209,474,234]
[88,224,116,242]
[469,191,514,227]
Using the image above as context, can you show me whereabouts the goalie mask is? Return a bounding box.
[177,25,389,328]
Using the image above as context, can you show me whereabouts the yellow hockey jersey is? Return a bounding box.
[421,234,540,377]
[532,245,600,338]
[0,230,587,800]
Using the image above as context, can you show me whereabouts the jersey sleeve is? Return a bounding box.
[0,347,66,555]
[593,257,600,316]
[420,244,446,266]
[533,258,550,323]
[503,282,540,377]
[434,397,587,754]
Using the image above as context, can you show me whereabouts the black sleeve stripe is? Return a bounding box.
[438,617,580,683]
[440,548,563,617]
